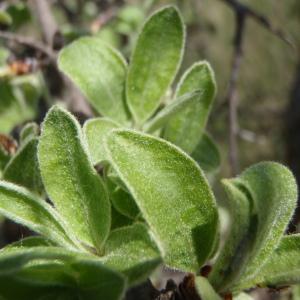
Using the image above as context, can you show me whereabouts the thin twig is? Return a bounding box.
[0,30,56,61]
[227,10,245,175]
[220,0,294,48]
[218,0,293,175]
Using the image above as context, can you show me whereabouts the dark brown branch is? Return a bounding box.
[226,10,246,175]
[219,0,293,175]
[220,0,294,47]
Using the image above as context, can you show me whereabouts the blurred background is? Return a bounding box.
[0,0,299,258]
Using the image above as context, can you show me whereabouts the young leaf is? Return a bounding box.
[111,206,133,230]
[3,138,44,195]
[209,180,254,291]
[240,234,300,289]
[20,122,39,145]
[231,162,297,290]
[126,6,185,124]
[83,118,119,164]
[0,182,78,249]
[58,37,130,124]
[195,276,222,300]
[143,91,202,133]
[164,62,216,153]
[105,129,219,272]
[110,186,140,220]
[191,133,221,173]
[38,105,110,251]
[102,223,161,284]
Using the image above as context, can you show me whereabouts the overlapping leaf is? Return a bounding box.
[83,117,119,164]
[0,247,125,300]
[0,182,78,249]
[228,162,297,291]
[191,133,221,173]
[105,129,218,272]
[209,180,254,291]
[58,37,129,124]
[164,62,216,154]
[241,234,300,289]
[38,105,110,251]
[126,6,185,124]
[3,137,43,195]
[102,223,161,284]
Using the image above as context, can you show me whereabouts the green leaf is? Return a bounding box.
[58,37,130,124]
[102,223,161,284]
[0,80,37,134]
[0,276,71,300]
[83,118,119,164]
[3,236,56,250]
[3,138,44,195]
[0,181,78,249]
[195,276,222,300]
[143,91,202,133]
[38,105,110,251]
[126,6,185,124]
[20,122,39,145]
[242,234,300,289]
[110,186,140,220]
[111,206,133,230]
[191,133,221,173]
[231,162,297,290]
[105,129,218,272]
[0,11,12,26]
[209,180,254,291]
[164,61,216,153]
[0,247,125,300]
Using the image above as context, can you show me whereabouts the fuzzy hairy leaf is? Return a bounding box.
[209,180,253,291]
[20,122,39,145]
[3,138,43,195]
[3,236,56,249]
[143,91,202,133]
[126,6,184,124]
[164,62,216,154]
[0,182,78,249]
[83,117,119,164]
[191,133,221,173]
[105,129,218,272]
[0,276,73,300]
[0,247,125,300]
[242,234,300,289]
[58,37,129,124]
[102,223,161,284]
[232,162,297,290]
[38,105,110,251]
[195,276,222,300]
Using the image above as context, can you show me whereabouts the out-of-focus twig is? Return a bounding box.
[31,0,58,46]
[30,0,93,116]
[0,30,56,61]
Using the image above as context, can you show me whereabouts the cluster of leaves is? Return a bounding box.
[0,5,299,300]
